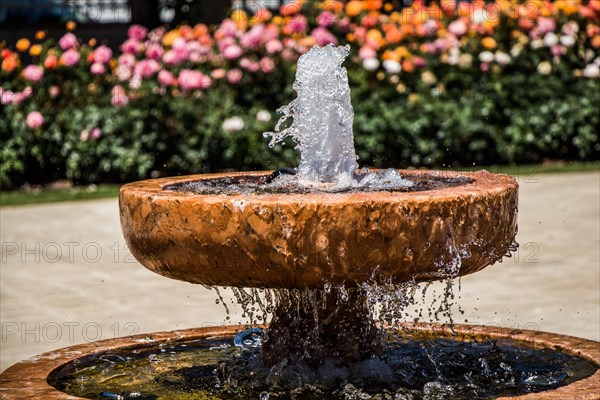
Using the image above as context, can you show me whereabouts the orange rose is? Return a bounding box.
[43,54,58,69]
[345,1,363,17]
[162,30,179,47]
[193,24,208,38]
[402,59,414,73]
[29,44,42,56]
[364,0,382,11]
[66,20,76,31]
[1,54,19,72]
[481,37,497,49]
[386,28,402,43]
[16,38,30,52]
[35,30,46,40]
[252,8,272,24]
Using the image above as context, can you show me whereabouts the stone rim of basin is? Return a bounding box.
[119,169,518,289]
[1,323,598,399]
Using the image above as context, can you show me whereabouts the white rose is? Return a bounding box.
[447,48,460,65]
[222,116,245,132]
[584,49,595,62]
[472,9,487,24]
[560,35,575,47]
[510,44,523,58]
[362,57,380,72]
[543,32,558,47]
[478,51,494,63]
[530,39,543,49]
[382,59,401,74]
[256,110,271,122]
[537,61,552,75]
[582,64,599,79]
[495,51,511,65]
[458,53,473,69]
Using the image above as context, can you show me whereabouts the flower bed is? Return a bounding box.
[1,0,599,188]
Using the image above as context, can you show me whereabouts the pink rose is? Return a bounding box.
[111,85,128,107]
[178,69,211,90]
[134,59,160,78]
[148,27,166,42]
[59,33,78,50]
[316,11,336,27]
[240,24,265,50]
[215,19,239,39]
[90,127,102,139]
[23,65,44,82]
[281,48,297,61]
[217,36,236,52]
[90,62,106,75]
[265,39,283,54]
[60,49,80,66]
[240,58,259,72]
[259,57,275,74]
[286,15,307,34]
[311,27,337,46]
[211,68,226,79]
[48,86,59,98]
[337,17,351,31]
[128,24,148,40]
[448,19,467,36]
[263,24,279,42]
[92,45,112,64]
[226,68,242,84]
[359,46,377,60]
[162,50,179,66]
[26,111,44,129]
[172,37,187,51]
[118,53,136,68]
[537,17,556,35]
[121,39,141,55]
[1,90,13,105]
[115,65,132,81]
[223,44,243,60]
[145,43,164,60]
[157,69,174,86]
[412,56,427,69]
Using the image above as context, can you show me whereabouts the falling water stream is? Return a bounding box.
[50,45,596,398]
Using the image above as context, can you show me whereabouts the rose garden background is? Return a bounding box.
[1,0,599,190]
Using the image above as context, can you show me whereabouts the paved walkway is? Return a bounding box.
[1,171,599,372]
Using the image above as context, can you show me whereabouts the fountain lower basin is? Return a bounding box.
[0,324,598,399]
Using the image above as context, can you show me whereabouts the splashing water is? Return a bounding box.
[264,44,412,190]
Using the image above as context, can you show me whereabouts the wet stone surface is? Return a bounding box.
[164,171,474,196]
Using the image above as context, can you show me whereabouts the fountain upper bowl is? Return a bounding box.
[119,170,518,289]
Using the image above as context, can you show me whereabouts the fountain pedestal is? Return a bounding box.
[262,288,382,366]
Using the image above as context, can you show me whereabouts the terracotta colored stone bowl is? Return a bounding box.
[0,323,598,399]
[119,170,518,289]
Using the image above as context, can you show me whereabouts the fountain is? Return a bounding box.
[1,45,598,399]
